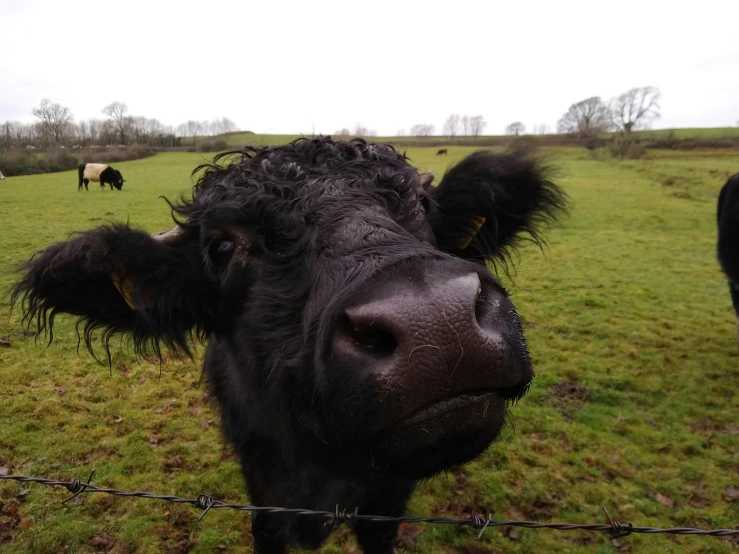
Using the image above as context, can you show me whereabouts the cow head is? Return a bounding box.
[11,137,567,480]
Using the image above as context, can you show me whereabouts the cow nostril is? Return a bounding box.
[474,281,507,331]
[474,283,487,323]
[336,314,398,357]
[349,324,397,356]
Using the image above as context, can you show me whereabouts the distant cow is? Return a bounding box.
[78,163,124,191]
[717,173,739,345]
[436,148,448,156]
[12,137,567,553]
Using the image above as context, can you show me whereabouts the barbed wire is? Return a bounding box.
[1,471,737,541]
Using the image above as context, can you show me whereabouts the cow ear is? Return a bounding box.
[9,223,220,361]
[427,149,569,266]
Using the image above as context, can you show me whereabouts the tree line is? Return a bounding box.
[377,87,660,141]
[0,99,239,149]
[501,88,661,138]
[2,87,664,149]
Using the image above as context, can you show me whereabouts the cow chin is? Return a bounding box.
[312,388,510,480]
[370,391,507,479]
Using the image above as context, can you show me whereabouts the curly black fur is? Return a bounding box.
[429,148,569,267]
[9,136,568,554]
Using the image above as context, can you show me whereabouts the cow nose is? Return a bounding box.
[330,269,526,392]
[340,273,483,358]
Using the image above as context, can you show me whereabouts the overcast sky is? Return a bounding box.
[1,0,738,136]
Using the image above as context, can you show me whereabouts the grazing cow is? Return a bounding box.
[436,148,448,156]
[11,137,567,553]
[78,163,125,191]
[717,173,739,345]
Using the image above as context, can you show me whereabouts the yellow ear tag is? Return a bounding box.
[111,272,137,310]
[458,215,486,250]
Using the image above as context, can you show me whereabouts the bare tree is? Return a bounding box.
[443,114,461,138]
[185,120,204,141]
[0,121,24,147]
[220,117,238,134]
[87,119,102,144]
[410,123,435,137]
[75,121,88,144]
[469,115,486,138]
[610,86,661,133]
[505,122,525,136]
[538,123,550,135]
[396,128,406,136]
[461,115,470,136]
[102,101,129,144]
[557,97,611,137]
[32,98,74,144]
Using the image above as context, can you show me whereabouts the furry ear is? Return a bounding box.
[427,148,569,266]
[9,223,220,360]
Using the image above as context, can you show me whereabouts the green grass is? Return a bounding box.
[634,127,739,139]
[194,127,739,148]
[1,148,738,554]
[204,133,480,147]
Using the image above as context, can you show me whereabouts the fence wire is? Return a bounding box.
[1,471,737,541]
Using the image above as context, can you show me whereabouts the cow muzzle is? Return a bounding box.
[330,260,533,435]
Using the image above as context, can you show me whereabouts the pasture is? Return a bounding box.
[205,127,739,148]
[0,146,737,553]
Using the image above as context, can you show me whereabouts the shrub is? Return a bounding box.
[609,133,645,159]
[37,149,79,173]
[0,143,156,177]
[196,138,229,152]
[80,144,155,165]
[0,149,78,175]
[0,149,37,176]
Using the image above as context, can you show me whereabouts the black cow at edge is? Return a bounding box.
[11,137,568,554]
[717,172,739,345]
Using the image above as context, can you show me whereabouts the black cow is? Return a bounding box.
[11,137,568,553]
[78,162,125,191]
[717,173,739,345]
[436,148,448,156]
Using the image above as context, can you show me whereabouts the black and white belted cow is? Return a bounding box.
[78,163,125,191]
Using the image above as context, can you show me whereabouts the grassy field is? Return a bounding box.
[634,127,739,139]
[193,127,739,148]
[1,146,737,554]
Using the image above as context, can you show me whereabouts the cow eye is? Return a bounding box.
[208,240,235,267]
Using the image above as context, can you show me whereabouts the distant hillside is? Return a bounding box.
[180,127,739,150]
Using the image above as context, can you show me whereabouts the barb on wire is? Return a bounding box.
[469,512,492,539]
[1,472,737,540]
[603,506,633,539]
[61,468,95,504]
[195,494,216,521]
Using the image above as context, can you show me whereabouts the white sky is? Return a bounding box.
[1,0,738,136]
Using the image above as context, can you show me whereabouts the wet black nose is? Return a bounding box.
[330,263,532,403]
